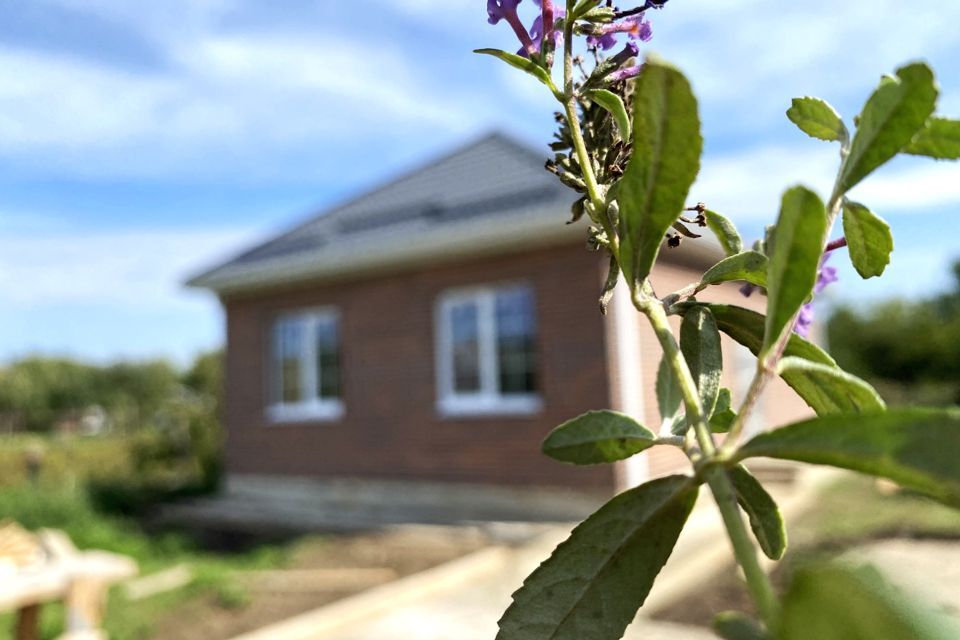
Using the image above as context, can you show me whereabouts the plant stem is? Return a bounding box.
[562,1,603,213]
[555,17,779,626]
[724,184,847,450]
[635,293,781,630]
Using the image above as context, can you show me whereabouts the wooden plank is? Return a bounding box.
[15,603,40,640]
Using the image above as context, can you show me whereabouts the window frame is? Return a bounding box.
[266,306,344,424]
[434,283,542,418]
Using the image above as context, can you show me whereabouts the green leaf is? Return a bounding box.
[570,0,602,21]
[496,476,698,640]
[728,465,787,561]
[786,97,849,143]
[780,564,960,640]
[678,303,883,416]
[698,251,768,291]
[904,116,960,159]
[777,356,886,414]
[656,356,682,423]
[762,186,827,356]
[542,410,656,465]
[703,210,743,257]
[617,56,702,285]
[585,89,631,141]
[710,388,737,433]
[713,611,769,640]
[842,200,894,279]
[680,306,722,417]
[474,48,558,95]
[736,407,960,507]
[837,62,938,194]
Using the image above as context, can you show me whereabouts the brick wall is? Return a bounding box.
[222,243,618,492]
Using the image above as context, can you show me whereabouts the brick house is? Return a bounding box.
[187,133,810,510]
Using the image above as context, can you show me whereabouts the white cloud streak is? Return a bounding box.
[0,223,260,309]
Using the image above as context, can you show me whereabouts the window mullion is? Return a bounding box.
[303,315,319,404]
[479,291,498,397]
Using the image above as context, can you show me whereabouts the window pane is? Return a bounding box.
[495,287,537,394]
[450,301,481,393]
[276,318,305,404]
[316,318,340,400]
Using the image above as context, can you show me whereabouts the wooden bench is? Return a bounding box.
[0,529,136,640]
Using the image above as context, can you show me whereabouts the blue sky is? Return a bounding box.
[2,0,959,366]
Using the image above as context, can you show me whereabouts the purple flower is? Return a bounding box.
[587,16,654,50]
[524,0,565,56]
[487,0,522,25]
[487,0,538,56]
[794,251,839,337]
[607,65,642,82]
[795,303,816,338]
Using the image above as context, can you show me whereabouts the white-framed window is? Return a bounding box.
[267,308,343,423]
[435,283,541,417]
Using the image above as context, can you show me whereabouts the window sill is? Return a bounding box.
[437,395,543,419]
[266,401,344,424]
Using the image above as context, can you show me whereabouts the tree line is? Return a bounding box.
[828,260,960,406]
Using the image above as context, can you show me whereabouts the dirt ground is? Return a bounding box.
[149,526,492,640]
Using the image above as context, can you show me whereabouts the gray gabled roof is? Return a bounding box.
[187,132,581,293]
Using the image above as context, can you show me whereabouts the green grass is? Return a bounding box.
[789,475,960,547]
[0,435,135,490]
[0,487,288,639]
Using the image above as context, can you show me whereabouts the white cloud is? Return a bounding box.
[0,223,261,309]
[693,144,960,223]
[0,29,478,178]
[852,162,960,211]
[693,145,838,220]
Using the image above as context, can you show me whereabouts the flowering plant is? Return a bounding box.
[479,1,960,638]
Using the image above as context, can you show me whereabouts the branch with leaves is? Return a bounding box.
[479,1,960,638]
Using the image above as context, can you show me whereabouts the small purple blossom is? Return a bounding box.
[487,0,522,25]
[487,0,538,56]
[795,302,816,338]
[794,251,839,337]
[607,65,642,82]
[587,16,654,50]
[526,0,565,55]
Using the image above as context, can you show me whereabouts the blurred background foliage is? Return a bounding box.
[0,350,224,510]
[828,259,960,406]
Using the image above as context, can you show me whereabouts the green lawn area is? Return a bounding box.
[790,474,960,547]
[0,486,290,639]
[0,435,293,639]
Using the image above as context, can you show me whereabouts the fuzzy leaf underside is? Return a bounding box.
[698,251,769,291]
[777,357,886,414]
[680,306,722,417]
[703,210,743,256]
[728,464,787,560]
